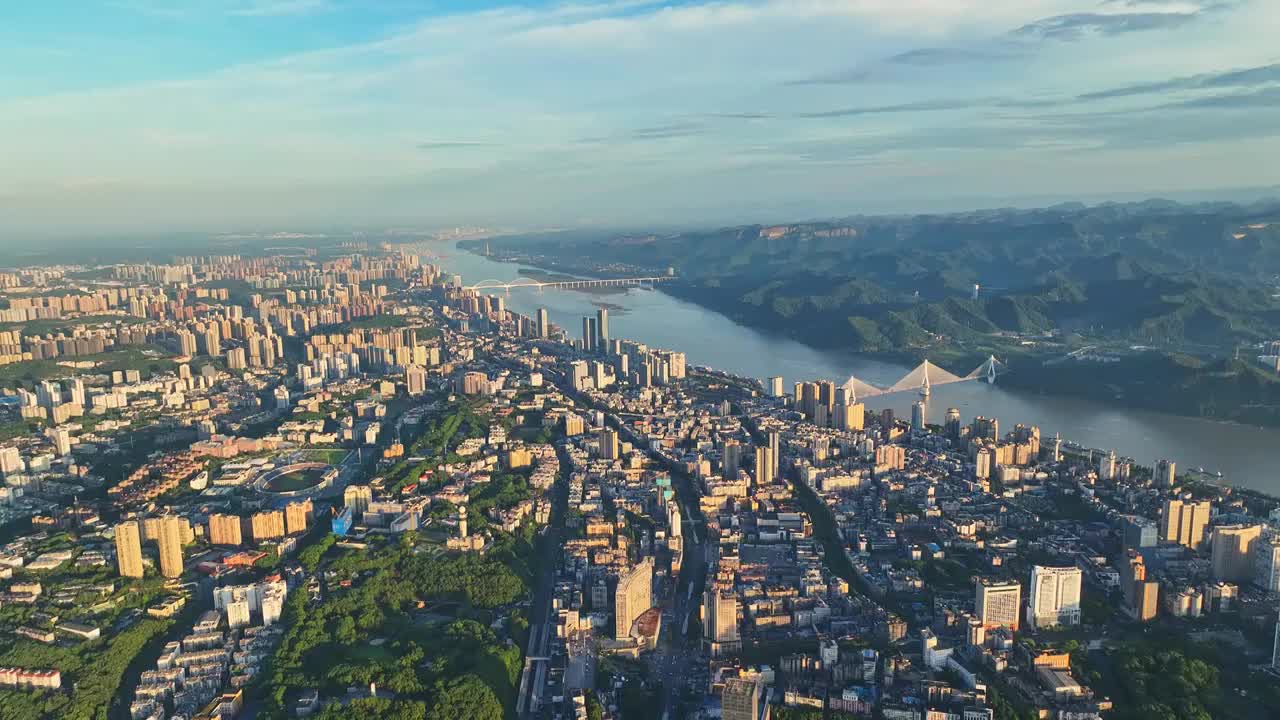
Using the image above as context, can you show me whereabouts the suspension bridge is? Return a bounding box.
[842,356,1006,399]
[465,276,674,293]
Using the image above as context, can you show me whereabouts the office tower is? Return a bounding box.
[976,577,1021,632]
[1122,517,1158,550]
[582,317,597,352]
[157,515,184,579]
[721,440,742,478]
[1211,524,1262,582]
[536,308,549,339]
[1027,566,1082,630]
[944,408,961,438]
[1253,531,1280,593]
[721,677,760,720]
[405,364,427,396]
[115,520,145,578]
[285,500,313,535]
[344,485,372,519]
[208,514,243,546]
[768,430,780,476]
[1162,499,1212,548]
[754,446,774,486]
[767,376,784,397]
[703,588,741,656]
[1155,459,1177,487]
[598,429,620,461]
[614,557,654,640]
[911,401,926,432]
[251,510,286,542]
[596,308,609,348]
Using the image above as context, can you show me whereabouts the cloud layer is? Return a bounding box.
[1,0,1278,236]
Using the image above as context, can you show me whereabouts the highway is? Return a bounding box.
[516,443,571,719]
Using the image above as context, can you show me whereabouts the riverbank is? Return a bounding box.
[464,244,1280,430]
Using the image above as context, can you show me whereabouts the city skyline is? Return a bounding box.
[3,0,1279,236]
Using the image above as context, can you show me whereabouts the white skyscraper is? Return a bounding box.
[1027,565,1083,629]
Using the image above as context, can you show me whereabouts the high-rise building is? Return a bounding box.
[944,408,962,438]
[208,514,243,546]
[614,557,654,641]
[202,327,221,357]
[1155,459,1177,487]
[1122,517,1158,550]
[702,587,740,656]
[767,376,784,397]
[1210,524,1262,582]
[405,364,428,396]
[115,520,144,578]
[285,500,313,535]
[250,510,286,542]
[1120,550,1159,621]
[753,446,774,486]
[767,430,780,476]
[0,446,23,475]
[598,429,619,461]
[50,427,71,456]
[1027,566,1082,630]
[1273,623,1280,670]
[976,577,1021,632]
[1253,530,1280,594]
[536,308,549,339]
[596,308,609,348]
[721,677,760,720]
[721,440,742,479]
[344,485,373,519]
[911,401,926,432]
[157,515,184,579]
[176,329,198,357]
[1162,498,1212,548]
[582,317,597,353]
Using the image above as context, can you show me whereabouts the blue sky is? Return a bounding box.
[2,0,1279,236]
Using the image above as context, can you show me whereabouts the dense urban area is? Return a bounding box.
[0,241,1277,720]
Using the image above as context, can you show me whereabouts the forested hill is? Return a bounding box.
[472,198,1280,352]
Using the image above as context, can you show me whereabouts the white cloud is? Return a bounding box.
[1,0,1276,234]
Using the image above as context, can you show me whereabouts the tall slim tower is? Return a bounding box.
[115,520,144,578]
[754,446,775,486]
[768,430,780,476]
[596,308,609,348]
[536,308,549,339]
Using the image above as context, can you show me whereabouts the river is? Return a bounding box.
[432,243,1280,494]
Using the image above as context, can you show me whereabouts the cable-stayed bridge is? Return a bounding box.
[842,356,1005,399]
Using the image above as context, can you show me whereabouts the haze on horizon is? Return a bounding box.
[3,0,1280,238]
